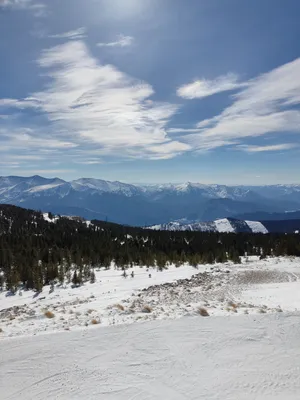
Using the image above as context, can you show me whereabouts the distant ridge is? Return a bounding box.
[1,175,300,226]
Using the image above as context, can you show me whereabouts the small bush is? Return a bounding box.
[259,308,267,314]
[114,304,125,311]
[198,307,209,317]
[228,301,238,309]
[91,318,100,325]
[44,310,55,319]
[142,305,152,313]
[0,328,3,333]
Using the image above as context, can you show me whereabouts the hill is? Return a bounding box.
[149,217,300,234]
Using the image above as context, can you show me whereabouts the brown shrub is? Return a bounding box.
[228,301,238,309]
[91,318,100,325]
[142,305,152,313]
[44,311,55,319]
[198,307,209,317]
[115,304,125,312]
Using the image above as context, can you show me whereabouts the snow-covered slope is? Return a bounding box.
[2,313,300,400]
[245,220,268,233]
[215,218,236,232]
[2,256,300,400]
[149,218,269,233]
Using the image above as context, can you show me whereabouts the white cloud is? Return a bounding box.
[97,34,134,48]
[49,28,86,40]
[14,169,74,174]
[0,40,188,162]
[238,143,298,153]
[0,0,47,16]
[174,58,300,151]
[0,128,77,152]
[177,73,246,99]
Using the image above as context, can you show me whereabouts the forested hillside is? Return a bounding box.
[1,204,300,292]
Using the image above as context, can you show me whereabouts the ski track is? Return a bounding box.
[1,314,300,400]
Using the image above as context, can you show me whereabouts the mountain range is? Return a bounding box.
[1,175,300,226]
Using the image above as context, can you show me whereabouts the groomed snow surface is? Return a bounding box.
[214,218,235,232]
[245,220,269,233]
[1,257,300,399]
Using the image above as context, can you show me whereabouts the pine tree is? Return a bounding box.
[90,270,96,284]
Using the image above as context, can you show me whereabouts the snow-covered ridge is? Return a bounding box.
[1,175,300,226]
[2,175,300,201]
[149,218,269,233]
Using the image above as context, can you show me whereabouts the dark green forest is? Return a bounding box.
[1,204,300,292]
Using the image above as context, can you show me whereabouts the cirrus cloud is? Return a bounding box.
[48,27,86,40]
[173,58,300,152]
[0,40,189,164]
[97,34,134,48]
[238,143,298,153]
[177,73,246,99]
[0,0,47,17]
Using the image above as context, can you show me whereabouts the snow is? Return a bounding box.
[214,218,235,232]
[71,178,139,197]
[42,212,58,223]
[1,313,300,400]
[0,264,201,338]
[246,220,269,233]
[2,257,300,399]
[242,281,300,311]
[150,218,269,233]
[27,183,64,193]
[1,256,300,338]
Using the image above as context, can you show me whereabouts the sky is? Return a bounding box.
[1,0,300,184]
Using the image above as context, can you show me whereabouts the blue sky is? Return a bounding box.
[1,0,300,184]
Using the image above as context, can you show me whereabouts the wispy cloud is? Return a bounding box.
[0,40,188,164]
[97,34,134,48]
[238,143,298,153]
[13,169,74,174]
[0,0,47,17]
[177,73,246,99]
[173,58,300,151]
[49,27,86,40]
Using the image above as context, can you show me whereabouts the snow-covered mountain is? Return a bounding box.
[149,218,269,233]
[1,175,300,226]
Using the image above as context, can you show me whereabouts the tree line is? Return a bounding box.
[1,204,300,292]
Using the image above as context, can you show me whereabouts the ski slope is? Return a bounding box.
[1,313,300,400]
[1,257,300,399]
